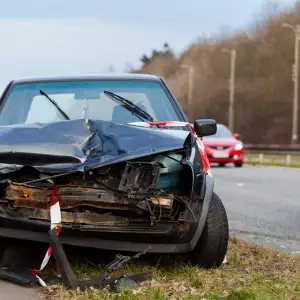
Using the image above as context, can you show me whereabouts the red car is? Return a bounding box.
[202,124,244,167]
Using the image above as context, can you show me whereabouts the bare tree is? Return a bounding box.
[135,2,300,144]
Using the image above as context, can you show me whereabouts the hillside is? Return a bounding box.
[135,3,300,145]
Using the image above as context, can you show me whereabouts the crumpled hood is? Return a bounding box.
[0,119,189,174]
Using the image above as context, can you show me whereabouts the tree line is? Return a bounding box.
[135,3,300,145]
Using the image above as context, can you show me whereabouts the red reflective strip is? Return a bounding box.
[201,152,210,173]
[33,185,63,287]
[196,138,210,173]
[51,186,59,206]
[147,121,190,127]
[147,121,170,126]
[186,123,196,134]
[47,248,52,256]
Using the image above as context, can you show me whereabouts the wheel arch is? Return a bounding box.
[189,174,214,250]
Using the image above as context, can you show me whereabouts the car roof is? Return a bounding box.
[11,73,162,85]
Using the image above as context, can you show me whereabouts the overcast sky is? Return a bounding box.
[0,0,295,91]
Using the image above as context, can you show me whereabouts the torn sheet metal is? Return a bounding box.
[11,207,129,225]
[0,119,189,174]
[151,195,173,209]
[6,182,132,210]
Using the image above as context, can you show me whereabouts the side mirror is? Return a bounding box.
[233,133,240,140]
[193,119,217,137]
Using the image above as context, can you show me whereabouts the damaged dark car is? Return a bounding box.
[0,74,228,268]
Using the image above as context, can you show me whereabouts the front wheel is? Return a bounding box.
[234,161,243,168]
[180,192,229,268]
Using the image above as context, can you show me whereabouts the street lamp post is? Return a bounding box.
[222,48,236,132]
[282,23,300,145]
[181,64,194,121]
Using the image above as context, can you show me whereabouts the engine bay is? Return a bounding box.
[0,149,194,228]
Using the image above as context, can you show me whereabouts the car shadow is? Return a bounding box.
[0,241,178,278]
[210,163,237,169]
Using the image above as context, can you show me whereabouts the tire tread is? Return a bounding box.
[190,192,229,268]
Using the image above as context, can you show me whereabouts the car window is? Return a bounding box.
[205,124,233,138]
[0,80,180,126]
[26,92,153,124]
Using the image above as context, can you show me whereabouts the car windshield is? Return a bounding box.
[0,80,181,126]
[205,124,233,138]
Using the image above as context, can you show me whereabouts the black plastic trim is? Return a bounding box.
[0,227,191,253]
[190,174,214,249]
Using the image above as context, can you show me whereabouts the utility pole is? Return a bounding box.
[222,48,236,132]
[282,23,300,145]
[181,64,194,121]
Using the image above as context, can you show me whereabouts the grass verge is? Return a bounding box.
[245,153,300,168]
[45,238,300,300]
[245,159,300,168]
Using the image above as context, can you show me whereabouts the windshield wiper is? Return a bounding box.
[40,90,70,120]
[104,90,153,122]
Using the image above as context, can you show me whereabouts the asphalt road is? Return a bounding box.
[212,164,300,255]
[0,282,42,300]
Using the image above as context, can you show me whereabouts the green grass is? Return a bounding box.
[245,153,300,168]
[245,159,300,168]
[45,238,300,300]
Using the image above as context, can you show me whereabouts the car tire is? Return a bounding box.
[234,162,243,167]
[180,192,229,268]
[219,162,226,167]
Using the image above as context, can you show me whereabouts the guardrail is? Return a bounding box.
[244,144,300,154]
[243,144,300,167]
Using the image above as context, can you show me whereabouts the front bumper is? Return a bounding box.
[0,217,194,253]
[207,155,244,163]
[0,175,214,254]
[206,148,244,163]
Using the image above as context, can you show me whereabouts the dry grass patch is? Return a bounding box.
[46,238,300,299]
